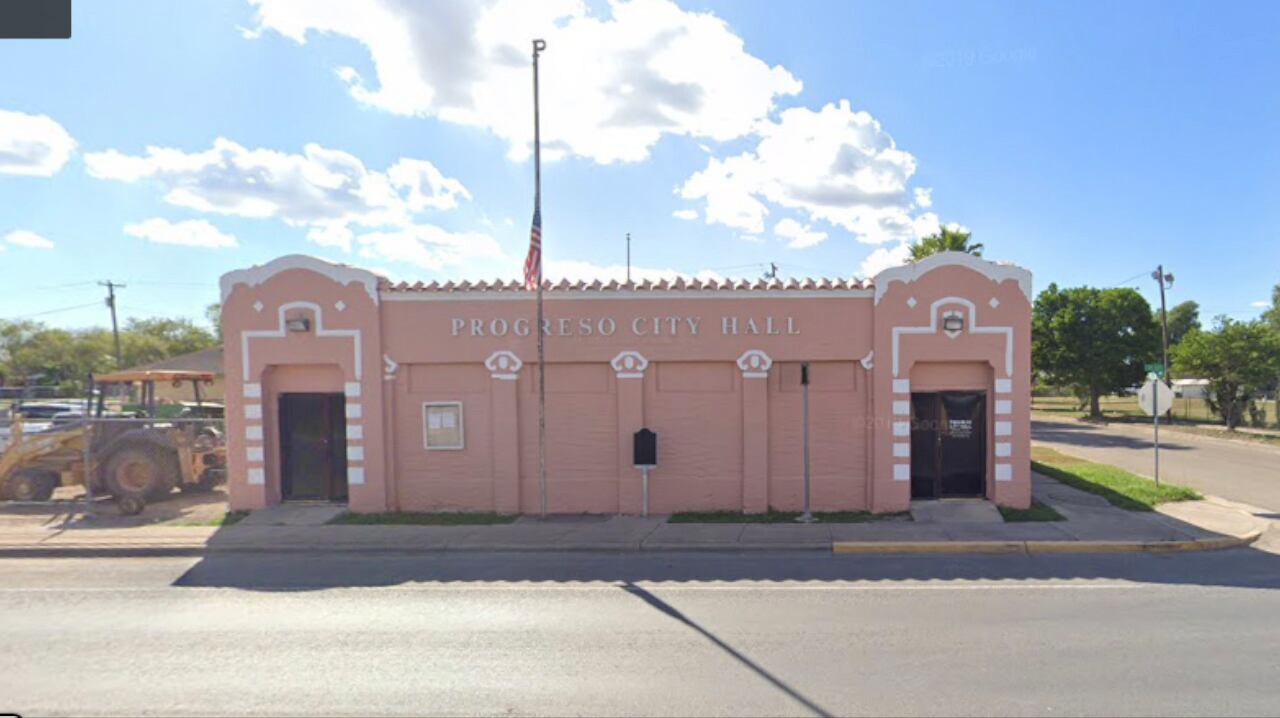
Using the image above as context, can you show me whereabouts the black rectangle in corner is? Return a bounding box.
[0,0,72,39]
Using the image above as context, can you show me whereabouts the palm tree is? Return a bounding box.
[909,226,983,261]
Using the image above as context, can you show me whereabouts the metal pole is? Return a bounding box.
[642,466,649,518]
[1155,265,1170,382]
[798,362,814,523]
[81,374,95,519]
[533,38,548,519]
[100,280,125,370]
[1152,383,1161,487]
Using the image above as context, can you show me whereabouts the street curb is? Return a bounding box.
[0,532,1261,558]
[833,531,1262,555]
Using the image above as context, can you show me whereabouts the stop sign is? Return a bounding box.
[1138,378,1174,416]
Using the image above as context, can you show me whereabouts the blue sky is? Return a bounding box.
[1,0,1277,331]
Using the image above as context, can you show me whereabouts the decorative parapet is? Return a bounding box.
[220,254,381,305]
[872,251,1032,305]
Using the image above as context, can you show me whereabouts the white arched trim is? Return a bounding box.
[240,301,363,381]
[485,350,524,380]
[221,254,380,305]
[610,351,649,379]
[873,252,1032,305]
[736,350,773,378]
[891,296,1013,378]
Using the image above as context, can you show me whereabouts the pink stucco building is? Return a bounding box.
[219,251,1032,514]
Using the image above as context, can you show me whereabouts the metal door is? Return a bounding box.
[910,391,987,498]
[279,393,347,501]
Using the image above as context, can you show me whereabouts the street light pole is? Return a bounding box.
[1152,265,1174,384]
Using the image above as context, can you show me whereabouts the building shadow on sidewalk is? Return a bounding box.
[172,542,1280,593]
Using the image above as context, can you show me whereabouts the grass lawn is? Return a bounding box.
[998,500,1065,522]
[1031,445,1200,511]
[668,509,908,524]
[172,510,249,527]
[329,511,519,526]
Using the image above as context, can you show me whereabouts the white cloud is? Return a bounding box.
[913,187,933,208]
[774,217,827,249]
[858,242,912,278]
[123,218,239,248]
[545,259,724,284]
[0,109,76,176]
[387,158,472,211]
[681,100,933,245]
[84,139,440,232]
[354,224,506,271]
[672,208,698,221]
[87,137,507,272]
[4,230,55,249]
[246,0,801,164]
[1251,300,1270,308]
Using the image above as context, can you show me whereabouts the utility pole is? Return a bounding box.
[626,232,631,285]
[1152,266,1174,421]
[1151,266,1173,380]
[100,280,125,369]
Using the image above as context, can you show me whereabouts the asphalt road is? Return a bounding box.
[1033,417,1280,511]
[5,550,1280,717]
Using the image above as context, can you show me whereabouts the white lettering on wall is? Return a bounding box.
[447,315,798,339]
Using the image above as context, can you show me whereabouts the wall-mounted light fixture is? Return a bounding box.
[285,316,311,333]
[942,314,965,333]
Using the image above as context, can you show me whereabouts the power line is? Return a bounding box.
[8,301,103,320]
[1109,272,1149,288]
[0,281,99,301]
[124,280,213,288]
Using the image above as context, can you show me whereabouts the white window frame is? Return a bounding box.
[422,401,465,450]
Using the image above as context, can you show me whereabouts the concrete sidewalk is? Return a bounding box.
[0,474,1269,556]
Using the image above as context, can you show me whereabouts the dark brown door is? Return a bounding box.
[910,392,941,499]
[279,393,347,501]
[939,392,986,496]
[910,391,987,499]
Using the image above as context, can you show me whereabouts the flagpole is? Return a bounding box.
[532,38,548,520]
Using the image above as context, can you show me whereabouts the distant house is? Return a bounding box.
[1172,378,1210,399]
[130,346,225,402]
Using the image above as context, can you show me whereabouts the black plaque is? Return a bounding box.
[633,427,657,467]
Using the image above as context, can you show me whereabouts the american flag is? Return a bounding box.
[523,207,542,290]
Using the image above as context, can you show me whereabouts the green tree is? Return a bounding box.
[205,303,222,341]
[1,314,219,395]
[120,317,218,368]
[1173,318,1280,429]
[909,226,983,261]
[1,324,114,393]
[1157,300,1201,349]
[1262,283,1280,333]
[1032,283,1161,418]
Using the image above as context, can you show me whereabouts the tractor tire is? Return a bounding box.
[180,468,223,493]
[3,469,57,501]
[104,446,178,502]
[116,494,146,516]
